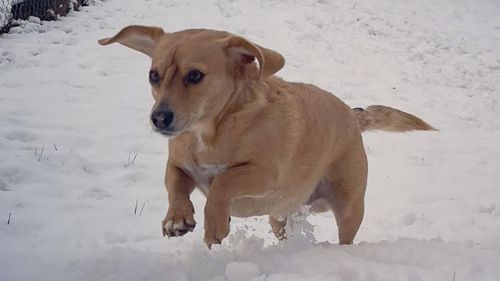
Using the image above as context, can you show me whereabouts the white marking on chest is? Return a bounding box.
[194,131,207,152]
[187,164,227,193]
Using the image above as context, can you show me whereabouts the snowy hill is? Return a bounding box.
[1,0,499,280]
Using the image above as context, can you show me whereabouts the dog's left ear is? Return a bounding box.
[225,36,285,79]
[98,25,165,57]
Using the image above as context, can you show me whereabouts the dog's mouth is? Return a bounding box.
[153,122,189,138]
[151,117,192,138]
[153,128,182,138]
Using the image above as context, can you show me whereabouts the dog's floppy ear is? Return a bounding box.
[225,36,285,79]
[98,25,165,57]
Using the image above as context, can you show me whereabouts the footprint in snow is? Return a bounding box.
[0,167,24,189]
[0,177,9,191]
[401,213,417,226]
[4,130,38,143]
[104,232,128,244]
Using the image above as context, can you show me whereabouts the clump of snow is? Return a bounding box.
[225,261,261,281]
[1,0,500,280]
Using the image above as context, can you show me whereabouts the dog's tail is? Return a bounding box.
[352,105,436,132]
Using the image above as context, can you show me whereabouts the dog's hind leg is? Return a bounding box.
[331,189,365,245]
[269,215,287,241]
[323,145,368,244]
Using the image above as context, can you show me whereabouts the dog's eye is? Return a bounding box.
[149,70,161,84]
[184,70,204,85]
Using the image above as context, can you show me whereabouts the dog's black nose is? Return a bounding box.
[151,104,174,130]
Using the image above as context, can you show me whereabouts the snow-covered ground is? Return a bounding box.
[1,0,500,280]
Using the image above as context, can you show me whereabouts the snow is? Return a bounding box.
[225,261,261,281]
[1,0,500,280]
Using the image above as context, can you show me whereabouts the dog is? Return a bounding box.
[99,25,435,249]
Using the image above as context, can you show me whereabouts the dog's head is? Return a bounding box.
[99,25,285,137]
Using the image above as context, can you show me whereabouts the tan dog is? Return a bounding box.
[99,26,435,249]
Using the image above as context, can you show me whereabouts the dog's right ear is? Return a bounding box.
[98,25,165,57]
[224,36,285,79]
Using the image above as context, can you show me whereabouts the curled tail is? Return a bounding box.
[353,105,436,132]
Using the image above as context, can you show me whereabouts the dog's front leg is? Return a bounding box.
[204,163,274,249]
[162,163,196,237]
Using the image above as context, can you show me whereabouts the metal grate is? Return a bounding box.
[1,0,91,34]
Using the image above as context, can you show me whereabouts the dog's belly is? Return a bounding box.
[229,189,317,218]
[187,164,316,218]
[230,181,333,217]
[229,196,276,217]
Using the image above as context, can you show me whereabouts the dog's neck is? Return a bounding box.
[189,76,271,151]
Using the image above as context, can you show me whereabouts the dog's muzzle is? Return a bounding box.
[151,103,176,136]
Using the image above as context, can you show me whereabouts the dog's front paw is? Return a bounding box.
[162,201,196,237]
[203,200,230,249]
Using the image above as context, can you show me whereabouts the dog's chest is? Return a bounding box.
[185,163,227,193]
